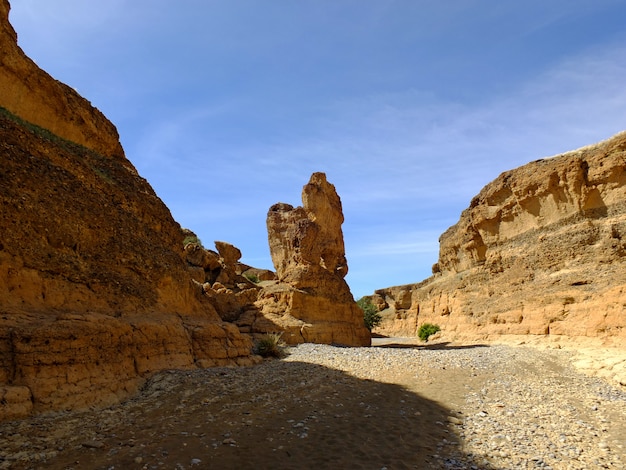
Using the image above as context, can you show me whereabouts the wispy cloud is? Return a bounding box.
[348,236,440,258]
[9,1,626,297]
[149,37,626,275]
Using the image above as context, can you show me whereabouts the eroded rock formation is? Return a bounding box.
[182,237,272,323]
[0,1,253,422]
[246,173,371,346]
[375,132,626,343]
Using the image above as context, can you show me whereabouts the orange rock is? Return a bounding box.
[0,0,124,160]
[0,1,252,421]
[375,132,626,343]
[254,173,371,346]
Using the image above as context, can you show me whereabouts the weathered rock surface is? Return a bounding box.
[181,237,268,323]
[0,0,253,422]
[375,131,626,343]
[249,173,371,346]
[0,0,124,161]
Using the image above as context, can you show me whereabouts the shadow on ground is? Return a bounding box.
[0,360,500,470]
[374,340,491,351]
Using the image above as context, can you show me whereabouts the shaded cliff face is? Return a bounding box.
[375,131,626,342]
[0,109,195,316]
[0,1,252,421]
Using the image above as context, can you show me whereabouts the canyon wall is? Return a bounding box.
[0,0,252,421]
[0,0,124,161]
[375,132,626,343]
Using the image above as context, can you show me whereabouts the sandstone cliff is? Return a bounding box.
[375,132,626,343]
[0,1,252,422]
[0,0,124,161]
[240,173,371,346]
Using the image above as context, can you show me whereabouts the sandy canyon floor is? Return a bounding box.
[1,337,625,469]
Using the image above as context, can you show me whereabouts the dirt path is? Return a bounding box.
[1,339,624,469]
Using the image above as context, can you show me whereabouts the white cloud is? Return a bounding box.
[9,1,626,297]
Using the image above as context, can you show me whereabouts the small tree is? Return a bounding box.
[357,296,382,331]
[418,323,441,342]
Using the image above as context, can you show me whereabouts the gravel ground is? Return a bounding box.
[285,341,626,469]
[0,339,624,469]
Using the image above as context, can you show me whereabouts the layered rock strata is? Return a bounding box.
[0,1,252,422]
[375,132,626,342]
[247,173,371,346]
[0,0,124,160]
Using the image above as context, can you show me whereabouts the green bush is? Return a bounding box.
[243,272,260,283]
[253,333,287,358]
[418,323,441,342]
[182,228,204,248]
[357,297,382,331]
[183,234,203,248]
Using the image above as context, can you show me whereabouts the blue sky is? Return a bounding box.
[9,1,626,299]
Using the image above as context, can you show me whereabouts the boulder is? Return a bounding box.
[182,240,266,322]
[184,242,209,268]
[215,241,242,268]
[242,267,276,282]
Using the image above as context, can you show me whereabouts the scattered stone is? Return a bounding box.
[447,416,463,425]
[82,441,105,449]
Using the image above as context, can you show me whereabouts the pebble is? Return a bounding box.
[81,440,105,449]
[447,416,463,425]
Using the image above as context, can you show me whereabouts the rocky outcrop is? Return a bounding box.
[247,173,371,346]
[375,132,626,342]
[0,1,253,422]
[182,237,270,323]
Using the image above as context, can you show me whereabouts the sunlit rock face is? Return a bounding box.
[0,0,253,422]
[0,0,124,160]
[252,173,371,346]
[375,132,626,343]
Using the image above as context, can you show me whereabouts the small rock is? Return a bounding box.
[447,416,463,425]
[82,441,104,449]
